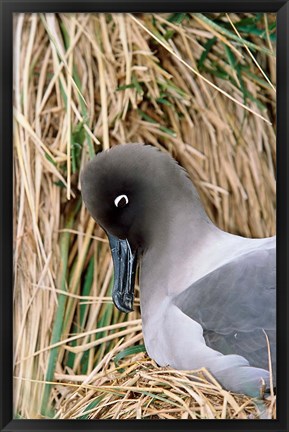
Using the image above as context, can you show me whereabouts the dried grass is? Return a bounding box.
[13,12,276,419]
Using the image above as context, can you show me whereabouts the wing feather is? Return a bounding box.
[174,247,276,375]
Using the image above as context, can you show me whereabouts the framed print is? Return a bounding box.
[1,1,288,431]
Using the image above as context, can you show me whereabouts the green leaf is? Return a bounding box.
[77,396,104,419]
[164,29,175,40]
[80,258,94,325]
[156,97,173,107]
[168,13,188,24]
[243,69,272,90]
[158,80,188,98]
[137,109,157,124]
[114,344,146,367]
[198,37,217,70]
[44,152,57,166]
[194,13,274,56]
[238,25,275,40]
[41,201,81,416]
[71,68,94,158]
[53,180,66,188]
[224,45,237,70]
[236,65,247,105]
[59,21,70,50]
[159,126,177,137]
[116,83,136,91]
[116,75,143,95]
[203,65,228,80]
[71,123,85,172]
[132,75,144,95]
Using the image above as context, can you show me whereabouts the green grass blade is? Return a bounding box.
[159,126,177,137]
[168,13,189,24]
[80,257,94,325]
[77,396,104,419]
[198,37,217,70]
[40,203,80,416]
[114,344,146,367]
[60,20,94,159]
[156,97,173,107]
[137,109,157,124]
[194,13,274,56]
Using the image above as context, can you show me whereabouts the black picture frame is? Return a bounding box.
[0,1,288,431]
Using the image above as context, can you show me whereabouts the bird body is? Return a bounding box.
[81,143,276,398]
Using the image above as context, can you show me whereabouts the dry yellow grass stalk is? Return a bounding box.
[13,12,276,419]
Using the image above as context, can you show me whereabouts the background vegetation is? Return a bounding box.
[13,12,276,419]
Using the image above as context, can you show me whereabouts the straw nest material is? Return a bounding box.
[13,12,276,419]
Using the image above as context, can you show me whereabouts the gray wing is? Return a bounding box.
[174,247,276,378]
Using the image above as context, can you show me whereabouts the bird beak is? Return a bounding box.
[108,233,137,313]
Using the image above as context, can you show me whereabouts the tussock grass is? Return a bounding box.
[13,12,276,419]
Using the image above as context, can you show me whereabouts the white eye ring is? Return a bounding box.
[114,194,129,208]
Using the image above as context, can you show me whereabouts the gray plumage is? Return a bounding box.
[174,247,275,374]
[81,143,276,398]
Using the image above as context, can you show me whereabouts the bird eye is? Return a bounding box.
[114,194,129,208]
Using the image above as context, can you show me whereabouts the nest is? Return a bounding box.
[53,352,275,420]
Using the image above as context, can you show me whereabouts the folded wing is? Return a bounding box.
[174,246,276,378]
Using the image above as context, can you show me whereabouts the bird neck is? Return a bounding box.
[140,188,225,310]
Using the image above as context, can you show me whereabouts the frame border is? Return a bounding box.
[1,1,288,431]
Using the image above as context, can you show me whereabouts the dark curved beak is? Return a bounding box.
[108,233,138,313]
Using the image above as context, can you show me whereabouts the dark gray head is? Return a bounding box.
[81,143,193,251]
[80,143,198,312]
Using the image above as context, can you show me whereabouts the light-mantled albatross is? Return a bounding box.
[81,143,276,399]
